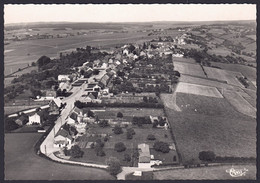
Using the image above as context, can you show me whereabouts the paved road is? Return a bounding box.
[117,167,155,180]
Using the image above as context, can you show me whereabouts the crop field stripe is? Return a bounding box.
[175,82,223,98]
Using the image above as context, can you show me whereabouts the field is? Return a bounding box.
[210,62,256,82]
[173,62,206,77]
[223,90,256,118]
[5,133,114,180]
[203,66,243,87]
[172,57,196,64]
[175,82,223,98]
[160,93,181,112]
[179,75,241,92]
[163,91,256,164]
[153,164,256,180]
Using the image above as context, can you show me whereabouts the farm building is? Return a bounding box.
[54,128,73,149]
[49,98,62,114]
[138,143,151,168]
[85,83,101,92]
[27,113,41,125]
[67,112,78,125]
[15,115,28,126]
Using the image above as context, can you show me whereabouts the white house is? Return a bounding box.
[59,81,71,91]
[27,113,41,125]
[54,128,73,148]
[138,143,151,168]
[58,75,70,82]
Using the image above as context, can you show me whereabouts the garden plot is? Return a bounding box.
[203,66,244,87]
[173,62,206,77]
[175,82,223,98]
[223,90,256,118]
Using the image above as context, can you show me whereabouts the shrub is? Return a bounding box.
[117,112,123,118]
[95,139,104,147]
[96,149,106,157]
[153,141,170,153]
[107,157,122,175]
[147,134,156,141]
[124,154,131,162]
[104,136,109,142]
[114,142,126,152]
[99,120,109,128]
[199,151,216,161]
[127,128,135,135]
[113,125,123,134]
[70,145,84,158]
[90,142,95,149]
[126,131,133,139]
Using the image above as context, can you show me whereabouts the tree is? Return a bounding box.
[143,96,148,103]
[147,134,156,141]
[70,145,84,158]
[153,141,170,153]
[37,55,51,69]
[31,62,36,66]
[113,125,123,134]
[126,130,133,139]
[99,120,109,128]
[4,117,19,132]
[80,69,85,75]
[199,151,216,161]
[124,154,131,162]
[95,138,104,148]
[114,142,126,152]
[106,157,122,175]
[127,128,135,135]
[173,155,177,162]
[117,112,123,118]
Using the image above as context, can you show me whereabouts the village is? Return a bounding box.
[5,34,187,178]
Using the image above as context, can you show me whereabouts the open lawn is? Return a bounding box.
[5,133,114,180]
[173,62,206,77]
[153,164,256,180]
[223,90,256,118]
[203,66,244,87]
[165,106,256,164]
[175,82,223,98]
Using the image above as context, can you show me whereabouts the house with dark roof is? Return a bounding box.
[54,128,73,148]
[15,115,28,126]
[49,98,62,114]
[67,112,78,125]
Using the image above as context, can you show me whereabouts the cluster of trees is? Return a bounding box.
[74,100,164,109]
[237,76,249,88]
[153,141,170,153]
[132,116,151,126]
[4,116,20,132]
[70,145,84,158]
[152,116,167,127]
[199,151,216,161]
[143,96,158,103]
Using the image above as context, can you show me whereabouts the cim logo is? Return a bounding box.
[226,166,248,177]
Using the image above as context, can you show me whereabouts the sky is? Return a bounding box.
[4,4,256,24]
